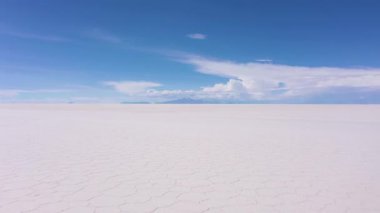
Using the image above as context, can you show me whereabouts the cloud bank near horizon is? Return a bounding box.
[2,54,380,103]
[184,56,380,99]
[101,55,380,103]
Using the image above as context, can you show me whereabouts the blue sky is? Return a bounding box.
[1,0,380,103]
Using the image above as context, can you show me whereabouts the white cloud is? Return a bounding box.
[0,28,69,42]
[181,56,380,100]
[84,29,122,43]
[187,33,207,40]
[0,89,71,98]
[102,56,380,102]
[104,81,162,95]
[0,90,20,97]
[255,59,273,63]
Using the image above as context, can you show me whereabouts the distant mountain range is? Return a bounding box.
[120,98,224,104]
[120,101,152,104]
[120,89,380,104]
[161,98,209,104]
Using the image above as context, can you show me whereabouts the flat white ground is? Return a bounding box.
[0,105,380,213]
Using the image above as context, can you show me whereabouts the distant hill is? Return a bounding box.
[161,98,252,104]
[120,101,152,104]
[161,98,208,104]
